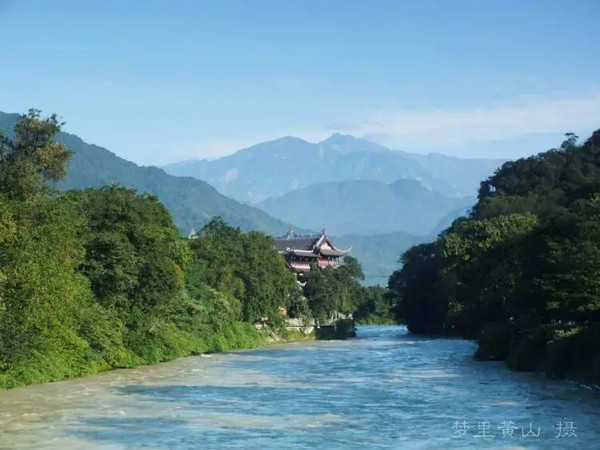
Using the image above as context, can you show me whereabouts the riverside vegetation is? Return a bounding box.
[0,110,371,389]
[389,130,600,385]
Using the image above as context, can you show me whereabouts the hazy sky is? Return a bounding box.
[1,0,599,165]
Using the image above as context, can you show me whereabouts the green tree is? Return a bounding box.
[388,243,446,334]
[304,256,365,324]
[188,217,297,325]
[388,129,600,383]
[74,186,191,312]
[354,286,395,324]
[0,109,71,200]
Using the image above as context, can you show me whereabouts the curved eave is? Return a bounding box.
[319,247,352,257]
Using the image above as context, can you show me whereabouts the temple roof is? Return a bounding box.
[273,227,351,257]
[273,234,320,252]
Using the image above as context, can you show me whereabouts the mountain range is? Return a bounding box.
[258,178,475,236]
[163,133,503,203]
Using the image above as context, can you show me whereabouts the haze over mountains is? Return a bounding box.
[258,179,475,236]
[163,133,503,203]
[334,232,426,286]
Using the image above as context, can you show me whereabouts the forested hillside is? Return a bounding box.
[0,111,304,388]
[0,112,296,236]
[389,131,600,384]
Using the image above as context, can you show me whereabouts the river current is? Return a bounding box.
[0,326,598,449]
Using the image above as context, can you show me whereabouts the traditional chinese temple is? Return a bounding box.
[274,228,351,284]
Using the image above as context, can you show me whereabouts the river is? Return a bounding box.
[0,326,598,449]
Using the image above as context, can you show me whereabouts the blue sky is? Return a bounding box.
[1,0,599,165]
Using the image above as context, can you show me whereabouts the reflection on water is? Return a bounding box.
[0,326,599,449]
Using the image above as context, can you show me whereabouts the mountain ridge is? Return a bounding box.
[258,178,475,236]
[0,111,302,236]
[163,133,504,203]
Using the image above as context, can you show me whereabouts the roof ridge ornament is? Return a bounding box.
[284,225,295,240]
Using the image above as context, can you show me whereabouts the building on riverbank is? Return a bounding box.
[271,228,356,339]
[273,227,351,285]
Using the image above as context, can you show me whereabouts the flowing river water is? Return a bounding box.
[0,326,598,449]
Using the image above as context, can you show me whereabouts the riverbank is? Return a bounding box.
[0,316,368,390]
[1,326,599,449]
[474,321,600,387]
[387,132,600,391]
[0,321,318,391]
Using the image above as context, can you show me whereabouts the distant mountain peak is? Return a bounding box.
[251,135,313,149]
[320,133,358,145]
[270,135,309,144]
[318,133,391,154]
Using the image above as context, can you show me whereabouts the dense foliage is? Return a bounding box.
[302,256,375,323]
[389,131,600,384]
[353,286,396,325]
[187,217,298,326]
[0,109,396,389]
[0,110,71,200]
[0,111,300,388]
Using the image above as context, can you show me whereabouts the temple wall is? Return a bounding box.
[285,317,315,335]
[255,317,355,340]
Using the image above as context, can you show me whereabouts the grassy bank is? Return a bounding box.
[0,321,320,390]
[0,321,261,389]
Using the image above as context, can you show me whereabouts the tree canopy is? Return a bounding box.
[388,130,600,384]
[0,109,72,200]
